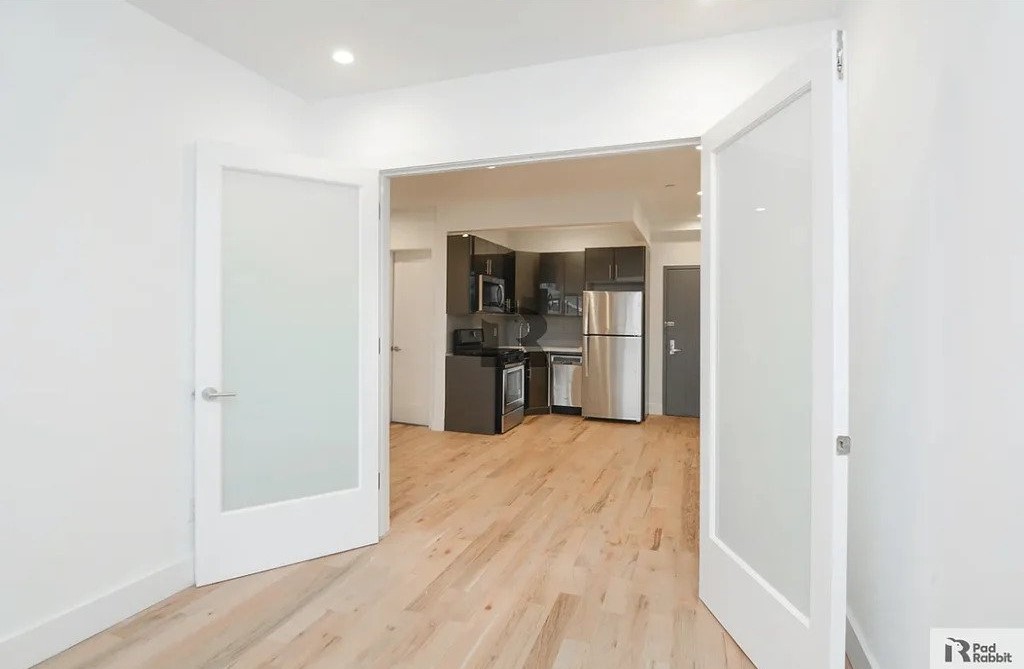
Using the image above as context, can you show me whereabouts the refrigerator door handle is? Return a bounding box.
[583,338,589,377]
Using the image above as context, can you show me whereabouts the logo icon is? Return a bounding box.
[946,638,971,663]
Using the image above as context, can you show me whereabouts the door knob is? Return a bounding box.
[201,387,237,400]
[391,345,402,352]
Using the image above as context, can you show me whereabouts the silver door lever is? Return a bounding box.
[668,339,681,355]
[201,387,237,400]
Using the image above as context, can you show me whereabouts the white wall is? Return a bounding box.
[390,208,437,250]
[647,239,702,415]
[842,2,1024,668]
[0,2,306,666]
[505,223,642,252]
[314,21,836,169]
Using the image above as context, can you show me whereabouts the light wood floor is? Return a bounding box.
[40,414,769,669]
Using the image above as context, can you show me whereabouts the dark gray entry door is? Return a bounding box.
[663,267,700,417]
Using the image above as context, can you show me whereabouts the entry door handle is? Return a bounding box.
[391,345,402,352]
[201,387,237,400]
[668,339,681,355]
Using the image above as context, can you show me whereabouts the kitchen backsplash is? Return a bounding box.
[446,314,582,350]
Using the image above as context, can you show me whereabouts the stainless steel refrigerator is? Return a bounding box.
[582,290,644,422]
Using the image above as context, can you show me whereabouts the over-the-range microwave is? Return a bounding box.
[477,274,506,313]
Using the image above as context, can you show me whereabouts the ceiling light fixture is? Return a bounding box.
[697,190,703,196]
[695,144,702,151]
[697,213,703,219]
[331,49,355,65]
[485,165,497,170]
[755,207,767,212]
[461,233,469,238]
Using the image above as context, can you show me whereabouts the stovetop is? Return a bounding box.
[452,346,526,364]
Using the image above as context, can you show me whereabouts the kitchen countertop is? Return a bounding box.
[522,343,583,354]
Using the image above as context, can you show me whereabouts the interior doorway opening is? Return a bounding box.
[378,138,703,535]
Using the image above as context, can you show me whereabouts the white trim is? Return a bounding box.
[0,559,192,669]
[378,177,392,537]
[379,138,699,178]
[846,611,879,669]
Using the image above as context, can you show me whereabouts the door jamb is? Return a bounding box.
[376,137,701,537]
[661,264,700,418]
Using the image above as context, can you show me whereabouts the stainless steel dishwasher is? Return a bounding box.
[549,353,583,414]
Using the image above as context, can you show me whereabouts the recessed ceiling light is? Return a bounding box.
[461,233,469,238]
[331,49,355,65]
[755,207,767,212]
[697,190,703,196]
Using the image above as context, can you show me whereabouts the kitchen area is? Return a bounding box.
[388,145,701,434]
[443,233,647,435]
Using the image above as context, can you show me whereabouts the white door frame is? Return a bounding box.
[376,137,699,535]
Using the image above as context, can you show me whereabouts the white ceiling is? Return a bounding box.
[129,0,839,100]
[391,145,700,231]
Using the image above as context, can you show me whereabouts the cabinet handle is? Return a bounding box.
[614,264,618,280]
[608,264,613,280]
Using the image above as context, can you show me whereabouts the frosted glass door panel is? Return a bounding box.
[715,90,813,615]
[220,169,360,511]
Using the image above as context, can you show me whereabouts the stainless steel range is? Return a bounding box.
[451,328,526,433]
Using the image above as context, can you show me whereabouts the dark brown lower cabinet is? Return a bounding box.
[526,351,549,415]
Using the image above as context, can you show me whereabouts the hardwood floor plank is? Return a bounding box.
[38,415,766,669]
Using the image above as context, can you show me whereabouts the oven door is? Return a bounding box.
[501,363,526,413]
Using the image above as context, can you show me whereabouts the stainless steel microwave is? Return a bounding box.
[476,274,506,313]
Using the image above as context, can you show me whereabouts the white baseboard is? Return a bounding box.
[847,610,880,669]
[648,403,664,415]
[0,558,193,669]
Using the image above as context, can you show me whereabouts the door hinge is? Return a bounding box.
[835,30,845,80]
[377,472,381,489]
[836,435,851,456]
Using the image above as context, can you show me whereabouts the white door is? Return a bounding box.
[699,31,849,669]
[391,250,434,425]
[193,143,381,586]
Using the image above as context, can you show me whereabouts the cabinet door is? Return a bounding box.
[563,251,585,316]
[613,246,646,282]
[584,247,616,284]
[538,253,564,315]
[514,252,540,314]
[527,351,549,411]
[446,235,472,315]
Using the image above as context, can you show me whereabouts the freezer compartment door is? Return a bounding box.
[583,290,643,336]
[583,335,643,421]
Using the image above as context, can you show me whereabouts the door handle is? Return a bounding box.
[608,264,613,280]
[201,387,237,400]
[391,345,402,352]
[668,339,681,356]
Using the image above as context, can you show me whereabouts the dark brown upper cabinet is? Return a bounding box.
[447,235,474,315]
[562,251,585,316]
[584,246,647,286]
[537,251,585,317]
